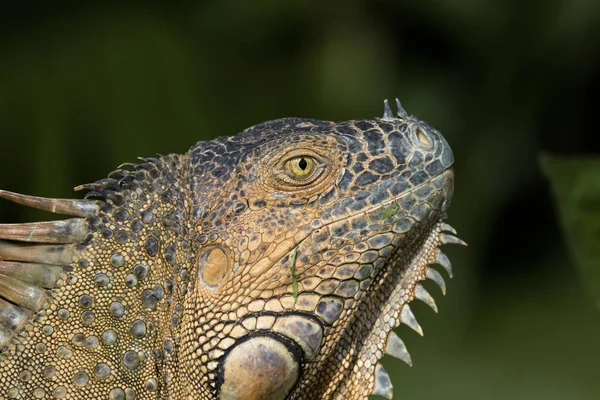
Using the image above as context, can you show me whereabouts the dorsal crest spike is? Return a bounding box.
[0,219,86,244]
[0,190,99,217]
[382,99,394,120]
[395,98,408,118]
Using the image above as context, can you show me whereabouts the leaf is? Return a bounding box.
[381,203,400,220]
[289,248,299,303]
[539,153,600,308]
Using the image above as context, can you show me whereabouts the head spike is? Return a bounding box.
[386,331,412,366]
[436,250,453,278]
[414,284,438,313]
[440,222,457,235]
[372,363,394,399]
[426,266,447,295]
[395,98,408,118]
[401,304,423,336]
[382,99,394,120]
[439,233,468,247]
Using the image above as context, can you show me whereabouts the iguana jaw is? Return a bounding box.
[279,166,465,399]
[204,167,461,398]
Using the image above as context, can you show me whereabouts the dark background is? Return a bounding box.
[1,1,599,399]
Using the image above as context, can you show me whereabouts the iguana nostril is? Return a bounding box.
[415,127,432,149]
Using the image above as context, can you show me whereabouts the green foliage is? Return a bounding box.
[381,203,400,220]
[289,248,299,303]
[540,153,600,308]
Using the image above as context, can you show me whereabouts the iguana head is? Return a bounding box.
[184,99,461,399]
[0,99,464,400]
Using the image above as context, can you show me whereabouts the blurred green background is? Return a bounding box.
[1,1,599,399]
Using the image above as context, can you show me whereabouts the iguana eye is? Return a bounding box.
[270,150,329,190]
[286,156,315,178]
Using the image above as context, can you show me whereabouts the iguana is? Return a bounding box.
[0,99,465,400]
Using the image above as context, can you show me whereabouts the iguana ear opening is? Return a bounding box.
[0,190,98,351]
[197,245,231,289]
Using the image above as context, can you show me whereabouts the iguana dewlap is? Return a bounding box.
[0,99,465,400]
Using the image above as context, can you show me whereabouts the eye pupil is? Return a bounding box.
[298,158,308,170]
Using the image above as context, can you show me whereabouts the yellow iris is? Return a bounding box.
[287,156,315,178]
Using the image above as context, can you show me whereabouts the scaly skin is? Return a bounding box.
[0,100,464,399]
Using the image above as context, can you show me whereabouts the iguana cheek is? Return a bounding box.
[219,336,300,400]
